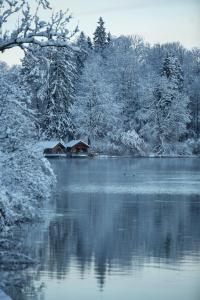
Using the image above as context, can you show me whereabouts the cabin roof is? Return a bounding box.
[65,140,89,148]
[36,141,64,150]
[36,140,89,152]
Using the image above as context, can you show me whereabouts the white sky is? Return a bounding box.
[0,0,200,66]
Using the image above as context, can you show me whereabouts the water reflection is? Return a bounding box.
[3,158,200,300]
[41,194,200,286]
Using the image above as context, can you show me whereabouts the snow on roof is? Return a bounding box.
[35,140,89,151]
[36,140,64,150]
[65,140,89,148]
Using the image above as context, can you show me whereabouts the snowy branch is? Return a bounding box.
[0,0,78,52]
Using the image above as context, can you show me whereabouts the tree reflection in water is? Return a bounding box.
[2,158,200,300]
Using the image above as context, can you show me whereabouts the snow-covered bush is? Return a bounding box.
[91,140,122,155]
[0,150,55,229]
[153,142,192,157]
[186,139,200,155]
[120,130,147,156]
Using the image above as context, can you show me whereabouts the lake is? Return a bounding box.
[1,158,200,300]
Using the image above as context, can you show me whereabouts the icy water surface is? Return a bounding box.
[2,158,200,300]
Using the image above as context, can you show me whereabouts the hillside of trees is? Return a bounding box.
[19,17,200,156]
[1,18,200,157]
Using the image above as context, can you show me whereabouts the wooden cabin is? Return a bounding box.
[41,141,66,155]
[65,140,89,153]
[37,140,89,157]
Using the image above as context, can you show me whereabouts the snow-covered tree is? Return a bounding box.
[107,32,112,45]
[120,130,147,155]
[162,53,184,92]
[105,36,143,132]
[0,62,54,230]
[0,0,77,52]
[87,36,93,50]
[21,46,50,137]
[42,46,77,139]
[139,55,190,155]
[21,45,77,140]
[93,17,108,52]
[0,0,79,232]
[75,31,91,75]
[185,48,200,141]
[70,54,120,146]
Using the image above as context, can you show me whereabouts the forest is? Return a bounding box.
[1,18,200,156]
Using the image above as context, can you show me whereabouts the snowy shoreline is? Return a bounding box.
[96,154,199,158]
[45,154,200,160]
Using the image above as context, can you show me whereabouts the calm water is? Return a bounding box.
[2,158,200,300]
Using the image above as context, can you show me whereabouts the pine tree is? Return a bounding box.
[77,31,88,52]
[22,45,77,140]
[43,46,77,140]
[21,46,51,137]
[107,32,112,45]
[75,31,90,73]
[93,17,107,51]
[87,37,93,50]
[162,53,184,92]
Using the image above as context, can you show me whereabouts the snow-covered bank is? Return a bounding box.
[88,134,200,157]
[0,147,55,292]
[0,289,12,300]
[0,148,55,231]
[97,154,199,159]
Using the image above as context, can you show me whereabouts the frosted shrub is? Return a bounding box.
[0,148,55,230]
[187,139,200,155]
[121,130,147,156]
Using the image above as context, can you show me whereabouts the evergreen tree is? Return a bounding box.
[43,46,77,140]
[93,17,107,51]
[75,32,90,74]
[22,45,77,140]
[21,46,51,136]
[107,32,112,45]
[162,53,184,92]
[87,37,93,50]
